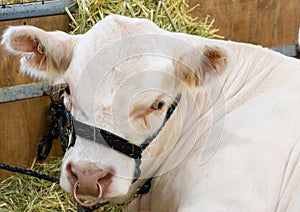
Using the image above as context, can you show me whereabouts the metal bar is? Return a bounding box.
[0,0,77,21]
[270,44,299,58]
[0,82,51,103]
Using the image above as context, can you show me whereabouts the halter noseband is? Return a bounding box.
[72,119,143,159]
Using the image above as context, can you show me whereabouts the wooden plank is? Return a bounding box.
[188,0,300,47]
[0,15,69,180]
[0,96,64,180]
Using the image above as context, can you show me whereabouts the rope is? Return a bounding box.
[37,84,75,160]
[0,162,59,184]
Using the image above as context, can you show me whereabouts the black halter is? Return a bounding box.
[71,93,181,179]
[63,92,181,211]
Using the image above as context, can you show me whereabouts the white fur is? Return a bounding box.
[3,15,300,211]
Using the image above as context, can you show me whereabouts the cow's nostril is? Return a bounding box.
[66,162,78,184]
[98,172,113,189]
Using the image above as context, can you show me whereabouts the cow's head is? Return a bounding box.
[2,15,226,206]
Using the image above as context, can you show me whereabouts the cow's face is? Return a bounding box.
[2,15,226,205]
[61,50,186,202]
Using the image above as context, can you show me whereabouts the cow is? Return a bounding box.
[2,15,300,211]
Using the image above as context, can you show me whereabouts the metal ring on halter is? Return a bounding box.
[73,181,103,208]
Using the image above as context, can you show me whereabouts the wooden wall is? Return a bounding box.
[0,15,69,180]
[189,0,300,47]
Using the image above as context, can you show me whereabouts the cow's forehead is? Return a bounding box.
[66,51,177,115]
[64,17,192,113]
[65,15,196,77]
[64,46,182,124]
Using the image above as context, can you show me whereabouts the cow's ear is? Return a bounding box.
[175,45,227,86]
[1,25,74,79]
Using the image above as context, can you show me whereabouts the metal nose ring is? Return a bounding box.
[73,181,103,208]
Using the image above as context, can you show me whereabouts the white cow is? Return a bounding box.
[2,15,300,211]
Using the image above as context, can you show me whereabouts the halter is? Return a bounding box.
[71,93,181,179]
[64,90,181,210]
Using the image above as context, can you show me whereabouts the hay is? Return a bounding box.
[0,158,74,212]
[66,0,221,38]
[0,1,221,211]
[0,157,122,212]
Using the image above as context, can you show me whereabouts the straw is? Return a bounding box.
[66,0,222,39]
[0,157,122,211]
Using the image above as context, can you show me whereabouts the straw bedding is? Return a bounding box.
[0,157,122,211]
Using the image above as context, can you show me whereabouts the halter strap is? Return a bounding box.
[72,93,181,161]
[73,119,143,159]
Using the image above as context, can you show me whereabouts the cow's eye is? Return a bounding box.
[152,100,165,110]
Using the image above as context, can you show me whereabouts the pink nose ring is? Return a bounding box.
[73,181,103,208]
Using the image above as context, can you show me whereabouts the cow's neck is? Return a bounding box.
[154,43,290,178]
[142,38,300,209]
[220,42,290,115]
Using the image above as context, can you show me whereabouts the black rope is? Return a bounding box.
[37,85,75,160]
[0,162,59,184]
[37,100,61,160]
